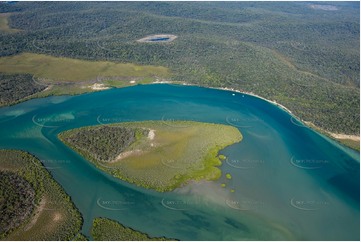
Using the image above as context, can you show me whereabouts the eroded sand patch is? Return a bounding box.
[53,212,62,222]
[89,83,110,90]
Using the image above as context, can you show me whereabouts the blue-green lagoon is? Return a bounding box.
[0,84,359,240]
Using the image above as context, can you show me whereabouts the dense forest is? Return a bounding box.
[0,150,84,240]
[91,217,171,241]
[0,73,46,106]
[0,1,359,134]
[0,171,35,239]
[60,126,146,162]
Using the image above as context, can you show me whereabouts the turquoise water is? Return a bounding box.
[149,37,170,42]
[0,84,359,240]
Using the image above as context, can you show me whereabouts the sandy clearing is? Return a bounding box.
[109,149,143,163]
[43,85,52,92]
[89,83,109,90]
[24,196,46,231]
[53,212,62,222]
[148,129,155,140]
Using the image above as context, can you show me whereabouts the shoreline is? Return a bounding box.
[215,86,294,114]
[304,121,360,142]
[330,133,360,142]
[152,80,294,114]
[151,81,360,146]
[1,78,359,149]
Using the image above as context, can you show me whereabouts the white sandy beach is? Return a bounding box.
[151,81,359,142]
